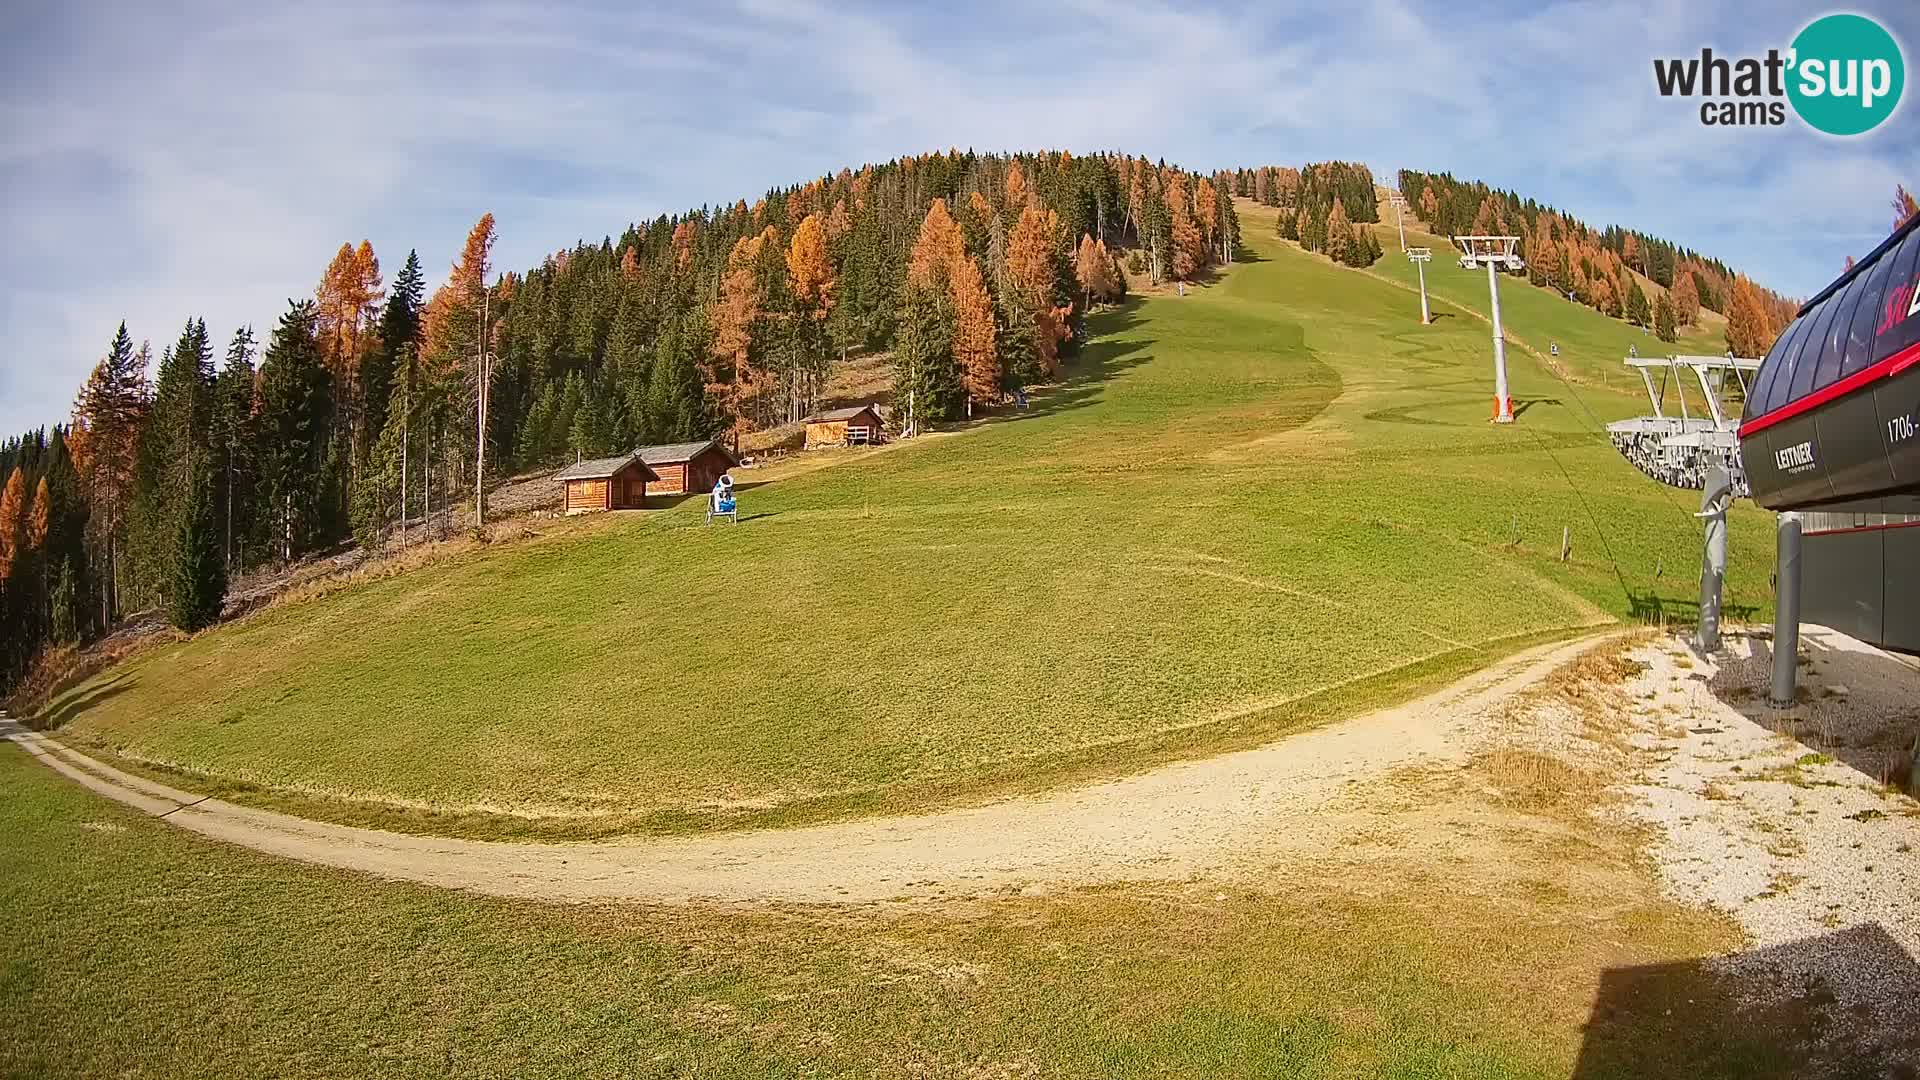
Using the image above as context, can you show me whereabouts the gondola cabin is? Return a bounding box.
[556,454,649,514]
[1738,211,1920,652]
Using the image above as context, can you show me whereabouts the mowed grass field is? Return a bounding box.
[0,742,1830,1079]
[43,204,1778,836]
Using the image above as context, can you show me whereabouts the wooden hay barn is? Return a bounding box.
[636,439,737,497]
[804,403,886,448]
[555,454,648,514]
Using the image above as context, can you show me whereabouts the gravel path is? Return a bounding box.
[1,634,1609,905]
[1615,627,1920,1038]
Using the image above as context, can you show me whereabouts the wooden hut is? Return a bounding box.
[636,439,737,497]
[804,403,886,448]
[555,454,649,514]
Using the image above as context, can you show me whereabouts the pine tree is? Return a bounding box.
[167,466,225,632]
[893,281,962,432]
[130,319,214,609]
[1654,293,1677,343]
[647,310,713,443]
[256,302,334,561]
[361,250,424,465]
[1626,278,1651,326]
[211,327,258,569]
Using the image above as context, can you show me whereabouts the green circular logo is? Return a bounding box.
[1787,14,1904,135]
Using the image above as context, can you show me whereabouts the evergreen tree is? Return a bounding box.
[130,319,214,610]
[256,302,334,561]
[893,281,963,431]
[361,250,424,464]
[646,311,713,443]
[1654,293,1678,343]
[211,327,258,569]
[167,467,225,632]
[1626,278,1651,327]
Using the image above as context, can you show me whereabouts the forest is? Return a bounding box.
[0,150,1255,692]
[1396,169,1805,353]
[2,151,1865,700]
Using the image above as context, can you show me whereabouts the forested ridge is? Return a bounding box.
[1397,169,1803,352]
[1,149,1251,691]
[0,149,1819,696]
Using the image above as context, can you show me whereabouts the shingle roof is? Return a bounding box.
[635,439,735,466]
[808,403,882,422]
[554,454,641,481]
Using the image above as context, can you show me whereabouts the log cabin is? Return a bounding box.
[636,439,737,496]
[804,403,886,448]
[555,454,649,514]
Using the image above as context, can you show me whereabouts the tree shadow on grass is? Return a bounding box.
[1626,589,1761,631]
[952,301,1156,431]
[1573,923,1920,1079]
[35,672,136,732]
[1511,396,1562,418]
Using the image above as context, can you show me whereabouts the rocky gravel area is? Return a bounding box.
[1616,627,1920,1058]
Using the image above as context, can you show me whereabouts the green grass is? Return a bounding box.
[0,742,1845,1079]
[1359,218,1731,388]
[44,211,1777,837]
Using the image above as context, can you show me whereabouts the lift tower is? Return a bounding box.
[1406,247,1433,324]
[1453,236,1525,423]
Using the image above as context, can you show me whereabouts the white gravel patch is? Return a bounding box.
[1614,625,1920,1048]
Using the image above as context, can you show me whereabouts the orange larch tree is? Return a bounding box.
[27,476,49,555]
[951,257,999,401]
[907,199,967,290]
[672,220,698,273]
[1008,207,1071,376]
[786,213,834,317]
[1670,272,1701,326]
[1724,275,1777,357]
[0,468,24,583]
[1324,197,1353,265]
[1004,160,1030,213]
[1166,172,1204,280]
[314,240,383,383]
[1195,180,1219,258]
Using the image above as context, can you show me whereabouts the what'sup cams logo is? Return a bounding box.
[1653,13,1904,135]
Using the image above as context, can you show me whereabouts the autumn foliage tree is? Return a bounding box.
[1670,272,1701,326]
[1724,275,1778,357]
[1008,206,1071,379]
[0,468,24,584]
[1166,173,1205,281]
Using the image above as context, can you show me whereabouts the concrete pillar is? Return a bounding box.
[1770,512,1802,708]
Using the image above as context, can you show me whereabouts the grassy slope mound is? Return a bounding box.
[45,214,1776,836]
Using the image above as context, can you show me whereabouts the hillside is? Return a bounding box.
[41,211,1776,839]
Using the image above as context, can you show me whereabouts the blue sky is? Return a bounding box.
[2,0,1916,436]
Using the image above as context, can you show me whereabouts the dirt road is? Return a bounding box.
[2,634,1611,904]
